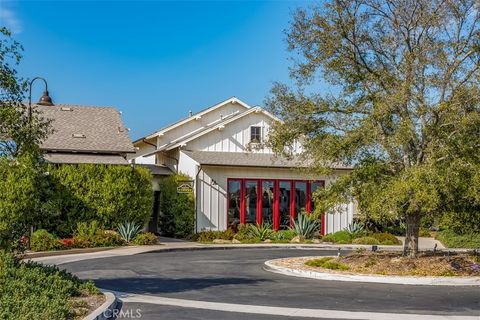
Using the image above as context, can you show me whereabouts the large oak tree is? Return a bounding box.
[267,0,480,255]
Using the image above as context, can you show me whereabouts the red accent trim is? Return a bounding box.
[306,181,311,214]
[273,180,279,230]
[321,213,326,235]
[240,179,246,224]
[256,180,262,224]
[289,180,295,227]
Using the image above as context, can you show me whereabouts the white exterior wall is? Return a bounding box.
[195,165,354,233]
[187,112,274,153]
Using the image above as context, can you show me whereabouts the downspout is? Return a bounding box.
[195,165,202,233]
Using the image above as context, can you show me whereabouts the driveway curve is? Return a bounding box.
[61,248,480,319]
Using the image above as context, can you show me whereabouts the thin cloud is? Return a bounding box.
[0,3,22,34]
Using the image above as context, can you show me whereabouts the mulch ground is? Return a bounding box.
[273,252,480,277]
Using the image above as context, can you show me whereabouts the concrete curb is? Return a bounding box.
[264,258,480,286]
[83,291,118,320]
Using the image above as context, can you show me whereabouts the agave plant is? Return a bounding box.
[248,223,275,241]
[117,222,141,243]
[292,213,321,239]
[344,221,364,236]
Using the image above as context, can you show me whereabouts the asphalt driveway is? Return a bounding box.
[61,248,480,319]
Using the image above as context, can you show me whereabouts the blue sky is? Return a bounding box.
[1,0,310,138]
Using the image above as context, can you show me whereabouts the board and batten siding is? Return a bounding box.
[186,112,274,153]
[194,165,354,233]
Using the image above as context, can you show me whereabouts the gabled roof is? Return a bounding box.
[141,106,279,157]
[36,104,135,154]
[136,97,251,143]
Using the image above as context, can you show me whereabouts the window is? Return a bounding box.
[250,126,261,143]
[227,180,242,228]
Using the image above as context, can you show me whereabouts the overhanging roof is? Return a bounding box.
[44,153,129,165]
[181,150,352,170]
[138,164,173,175]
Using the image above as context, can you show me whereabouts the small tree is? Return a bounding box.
[267,0,480,256]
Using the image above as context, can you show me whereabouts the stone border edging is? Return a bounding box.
[83,291,118,320]
[264,258,480,286]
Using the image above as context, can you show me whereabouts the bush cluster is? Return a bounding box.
[0,251,100,319]
[322,230,401,245]
[436,230,480,249]
[132,232,158,245]
[305,257,349,270]
[158,174,195,238]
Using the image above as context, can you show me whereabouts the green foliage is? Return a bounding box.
[0,251,100,320]
[117,221,141,243]
[276,229,297,241]
[436,230,480,249]
[292,213,321,239]
[305,257,349,270]
[41,164,153,237]
[321,231,352,244]
[158,174,195,238]
[30,229,62,252]
[0,156,42,250]
[369,233,402,245]
[352,237,380,245]
[132,232,158,245]
[266,0,480,255]
[73,222,125,248]
[440,211,480,235]
[345,221,364,237]
[233,224,256,241]
[195,229,235,242]
[248,223,275,241]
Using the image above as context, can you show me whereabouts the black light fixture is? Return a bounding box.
[28,77,54,122]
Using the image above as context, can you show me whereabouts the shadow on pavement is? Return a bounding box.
[94,276,271,294]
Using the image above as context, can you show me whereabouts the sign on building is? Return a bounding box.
[177,180,194,194]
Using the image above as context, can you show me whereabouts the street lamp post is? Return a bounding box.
[28,77,54,122]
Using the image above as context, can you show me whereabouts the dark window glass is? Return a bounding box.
[245,181,258,224]
[310,181,323,212]
[279,181,291,229]
[250,126,261,143]
[261,181,274,225]
[228,180,241,228]
[295,181,307,215]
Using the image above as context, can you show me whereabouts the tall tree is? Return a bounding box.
[267,0,480,256]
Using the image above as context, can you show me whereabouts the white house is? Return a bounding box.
[129,97,355,234]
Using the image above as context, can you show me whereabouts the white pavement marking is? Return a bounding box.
[111,291,480,320]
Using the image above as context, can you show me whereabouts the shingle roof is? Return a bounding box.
[36,104,135,153]
[181,150,352,170]
[44,153,129,165]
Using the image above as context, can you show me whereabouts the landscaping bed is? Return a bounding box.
[272,251,480,277]
[0,251,105,320]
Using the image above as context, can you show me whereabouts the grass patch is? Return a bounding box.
[305,257,349,270]
[436,230,480,249]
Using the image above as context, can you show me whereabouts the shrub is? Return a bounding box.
[158,174,195,238]
[352,236,380,245]
[73,222,125,248]
[233,224,255,241]
[370,232,402,245]
[436,230,480,248]
[321,230,352,244]
[195,229,235,242]
[345,221,364,237]
[60,238,74,249]
[305,257,349,270]
[132,232,158,245]
[248,224,275,241]
[30,229,62,252]
[0,251,100,319]
[292,213,321,239]
[276,229,297,241]
[117,222,141,243]
[40,164,153,237]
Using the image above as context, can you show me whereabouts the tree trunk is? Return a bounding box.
[403,214,421,257]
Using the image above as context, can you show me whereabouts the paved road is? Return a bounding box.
[61,248,480,320]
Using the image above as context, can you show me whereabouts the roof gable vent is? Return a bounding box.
[60,107,73,111]
[72,133,86,139]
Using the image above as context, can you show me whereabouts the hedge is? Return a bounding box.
[39,164,154,237]
[158,173,195,238]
